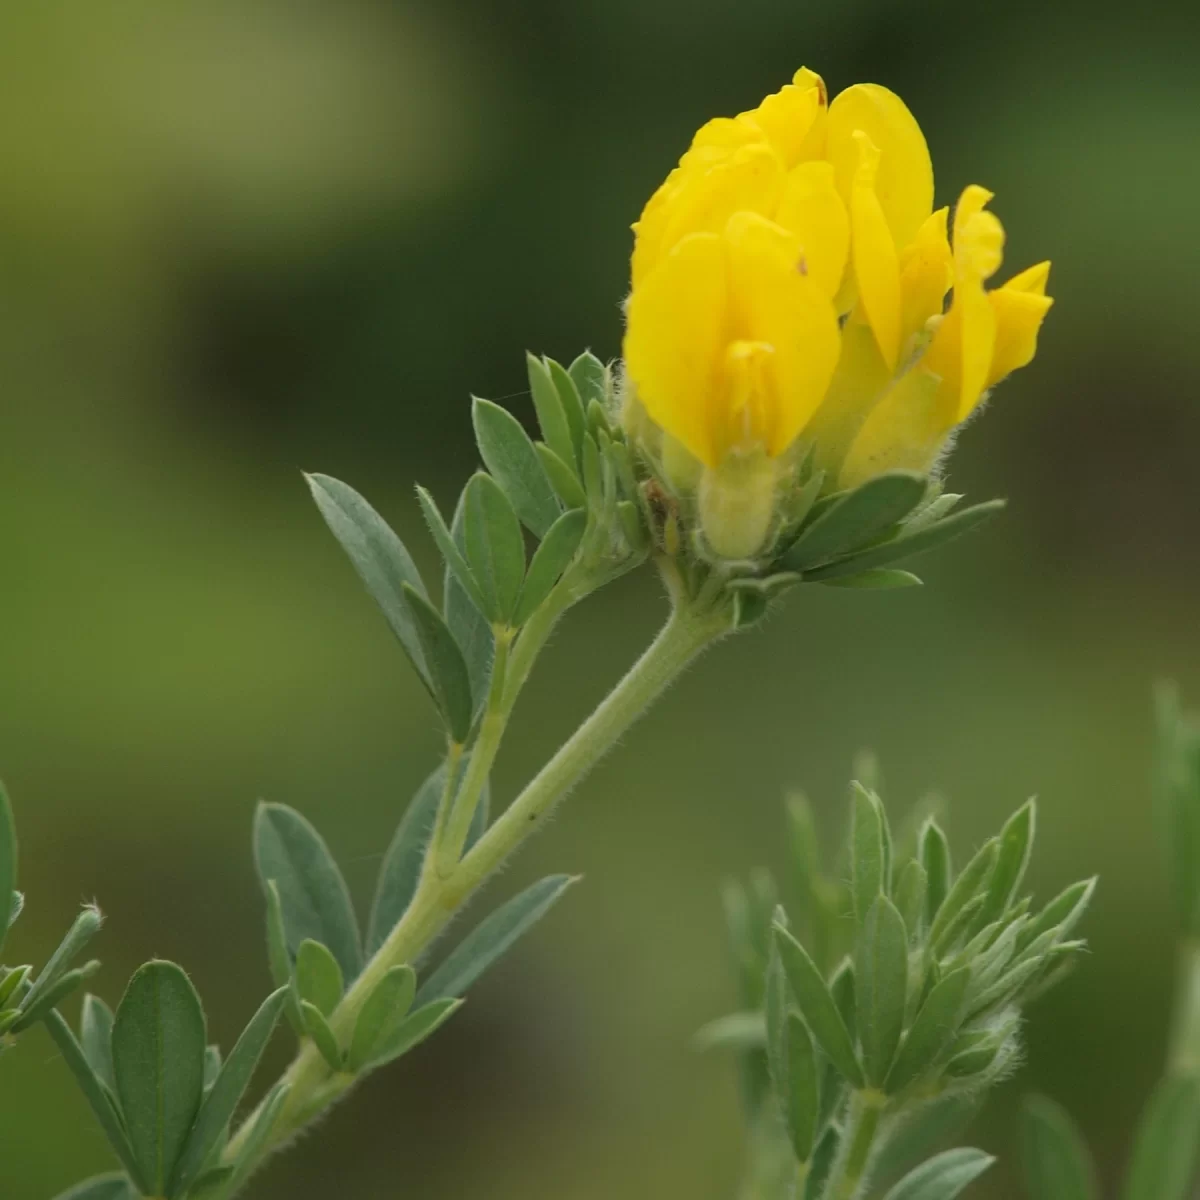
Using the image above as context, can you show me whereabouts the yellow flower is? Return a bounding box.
[622,68,1052,559]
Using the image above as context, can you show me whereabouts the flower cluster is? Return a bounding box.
[622,68,1053,560]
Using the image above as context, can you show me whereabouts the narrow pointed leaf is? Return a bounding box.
[366,998,463,1070]
[974,801,1036,931]
[349,965,417,1072]
[415,485,485,615]
[112,961,208,1196]
[514,508,587,624]
[773,925,864,1087]
[857,896,909,1085]
[472,397,561,536]
[852,784,885,925]
[21,904,103,1015]
[921,820,952,926]
[1021,1094,1098,1200]
[295,939,344,1017]
[568,351,608,410]
[895,859,929,940]
[882,1148,995,1200]
[52,1176,137,1200]
[886,967,970,1094]
[264,881,304,1035]
[693,1011,767,1051]
[780,1013,820,1162]
[536,442,587,507]
[416,875,576,1003]
[170,987,288,1197]
[463,472,525,622]
[527,353,575,469]
[305,473,430,685]
[820,569,923,589]
[1122,1075,1200,1200]
[1018,878,1096,954]
[300,1000,343,1070]
[401,583,474,740]
[13,959,101,1030]
[929,841,998,952]
[446,485,494,712]
[254,803,362,982]
[80,994,117,1093]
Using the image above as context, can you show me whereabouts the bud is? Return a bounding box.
[621,67,1052,569]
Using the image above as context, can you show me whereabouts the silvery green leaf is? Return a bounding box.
[0,780,14,955]
[779,1012,820,1163]
[12,959,100,1030]
[254,803,362,983]
[1018,878,1097,954]
[536,441,587,507]
[401,583,475,741]
[80,994,116,1093]
[0,963,31,1008]
[170,987,287,1197]
[20,905,103,1018]
[920,820,952,927]
[885,967,970,1095]
[300,1001,343,1071]
[472,397,561,537]
[416,875,576,1004]
[527,353,577,471]
[1122,1075,1200,1200]
[365,998,463,1071]
[829,958,857,1041]
[567,351,608,412]
[857,896,908,1085]
[820,569,923,589]
[773,925,863,1087]
[295,940,344,1018]
[112,961,207,1197]
[965,955,1045,1018]
[52,1176,137,1200]
[202,1044,221,1091]
[263,881,304,1035]
[781,470,928,570]
[415,484,485,616]
[514,508,587,624]
[463,471,525,623]
[906,492,964,531]
[802,499,1006,581]
[693,1011,767,1052]
[895,859,929,941]
[973,801,1036,932]
[349,965,417,1072]
[1021,1094,1098,1200]
[305,473,430,689]
[881,1148,995,1200]
[446,486,494,715]
[929,840,998,953]
[852,784,886,926]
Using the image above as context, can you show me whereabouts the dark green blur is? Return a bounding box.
[1,1,1197,1195]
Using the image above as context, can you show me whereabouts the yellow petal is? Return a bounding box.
[740,73,825,166]
[774,160,850,298]
[899,206,952,344]
[987,261,1053,387]
[624,232,729,467]
[827,83,934,251]
[849,131,903,369]
[722,211,841,456]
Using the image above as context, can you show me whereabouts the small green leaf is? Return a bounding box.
[264,881,304,1036]
[895,859,929,941]
[187,1167,236,1200]
[780,1013,820,1162]
[1122,1075,1200,1200]
[782,471,928,570]
[463,471,526,622]
[112,961,208,1196]
[693,1011,766,1052]
[415,484,485,615]
[881,1148,995,1200]
[852,784,886,925]
[885,967,970,1094]
[170,988,288,1197]
[973,800,1036,931]
[253,803,363,983]
[803,500,1007,581]
[402,583,475,741]
[305,473,430,687]
[80,994,117,1093]
[295,940,344,1017]
[804,1125,841,1200]
[226,1082,290,1193]
[773,925,864,1087]
[820,569,923,589]
[1021,1094,1098,1200]
[349,965,417,1072]
[567,350,608,411]
[13,959,101,1030]
[20,904,103,1017]
[472,397,562,536]
[536,442,587,508]
[0,781,15,954]
[928,840,998,953]
[920,820,952,927]
[417,875,577,1004]
[202,1045,221,1091]
[857,896,909,1085]
[445,486,494,714]
[514,508,587,624]
[829,958,857,1040]
[1018,878,1096,954]
[0,963,31,1007]
[365,998,463,1070]
[527,353,576,470]
[52,1176,137,1200]
[300,1001,343,1070]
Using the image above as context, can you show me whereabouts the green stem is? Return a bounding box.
[1170,936,1200,1075]
[222,597,730,1174]
[822,1091,886,1200]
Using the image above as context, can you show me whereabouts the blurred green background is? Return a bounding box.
[2,0,1198,1196]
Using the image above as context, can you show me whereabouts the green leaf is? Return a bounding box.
[402,583,475,741]
[0,780,14,954]
[567,350,608,411]
[527,353,576,470]
[1021,1094,1098,1200]
[52,1176,137,1200]
[443,487,494,717]
[779,1013,820,1163]
[20,905,103,1018]
[300,1000,343,1070]
[804,1125,841,1200]
[112,961,208,1197]
[13,959,101,1030]
[821,569,923,589]
[203,1045,221,1091]
[348,965,417,1072]
[0,963,30,1007]
[364,998,463,1070]
[170,988,288,1197]
[1018,878,1096,954]
[472,397,561,537]
[773,925,864,1087]
[415,484,485,615]
[187,1167,236,1200]
[856,896,909,1085]
[226,1082,290,1192]
[895,859,929,941]
[81,994,117,1093]
[802,500,1006,581]
[973,800,1036,931]
[536,442,587,508]
[43,1011,146,1188]
[463,471,525,623]
[305,473,430,687]
[693,1011,766,1052]
[881,1148,995,1200]
[514,508,587,624]
[254,803,363,983]
[295,939,344,1017]
[885,967,970,1094]
[1122,1075,1200,1200]
[416,875,577,1004]
[920,820,952,927]
[929,840,998,953]
[852,784,886,924]
[264,881,304,1035]
[781,471,927,570]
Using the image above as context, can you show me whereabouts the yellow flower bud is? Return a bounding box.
[621,68,1053,561]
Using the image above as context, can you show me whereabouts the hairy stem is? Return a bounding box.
[822,1091,887,1200]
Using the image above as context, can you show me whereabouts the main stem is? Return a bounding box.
[223,598,729,1170]
[822,1090,886,1200]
